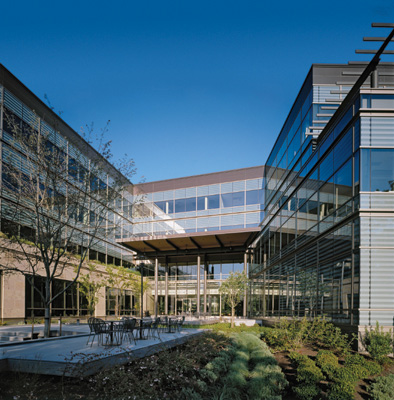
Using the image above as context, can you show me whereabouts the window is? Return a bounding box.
[371,149,394,192]
[207,194,220,209]
[197,196,206,210]
[246,189,261,205]
[175,199,186,213]
[334,128,352,170]
[334,159,352,207]
[221,192,245,208]
[185,197,196,212]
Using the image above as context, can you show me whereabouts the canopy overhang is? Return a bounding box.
[117,227,260,263]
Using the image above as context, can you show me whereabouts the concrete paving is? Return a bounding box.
[0,324,204,377]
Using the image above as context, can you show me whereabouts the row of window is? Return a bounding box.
[154,189,263,214]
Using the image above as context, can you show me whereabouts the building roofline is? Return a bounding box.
[134,165,265,194]
[0,64,132,186]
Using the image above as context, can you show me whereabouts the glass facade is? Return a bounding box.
[130,176,264,237]
[128,169,263,315]
[0,84,135,268]
[250,65,394,330]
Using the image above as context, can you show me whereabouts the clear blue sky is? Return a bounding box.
[2,0,394,182]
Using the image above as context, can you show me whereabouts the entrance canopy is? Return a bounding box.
[118,227,260,263]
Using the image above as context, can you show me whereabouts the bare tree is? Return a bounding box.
[0,107,140,337]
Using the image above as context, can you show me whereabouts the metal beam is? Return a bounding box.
[133,245,247,259]
[165,239,179,250]
[364,37,394,41]
[214,235,224,248]
[372,23,394,28]
[142,241,160,252]
[189,236,201,249]
[355,49,394,54]
[243,231,260,248]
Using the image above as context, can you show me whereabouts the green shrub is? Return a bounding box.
[290,352,323,399]
[260,328,291,351]
[199,368,217,383]
[289,351,309,365]
[364,322,393,363]
[297,361,324,385]
[315,350,339,379]
[334,363,365,384]
[343,353,383,379]
[260,317,353,354]
[327,381,355,400]
[307,317,352,354]
[368,374,394,400]
[293,383,320,400]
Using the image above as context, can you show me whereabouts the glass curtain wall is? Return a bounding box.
[158,261,245,315]
[251,72,362,325]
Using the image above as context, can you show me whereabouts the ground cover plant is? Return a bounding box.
[368,373,394,400]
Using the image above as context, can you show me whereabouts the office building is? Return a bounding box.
[1,25,394,341]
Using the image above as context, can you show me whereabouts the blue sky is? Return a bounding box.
[2,0,394,182]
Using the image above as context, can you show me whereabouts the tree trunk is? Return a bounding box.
[44,306,51,338]
[44,280,51,338]
[231,306,235,328]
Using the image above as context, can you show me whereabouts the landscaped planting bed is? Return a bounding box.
[260,317,394,400]
[0,331,229,400]
[2,320,394,399]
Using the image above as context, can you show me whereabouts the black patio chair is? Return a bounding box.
[87,317,110,346]
[150,317,161,340]
[159,316,168,334]
[140,319,152,339]
[176,316,186,332]
[122,317,137,345]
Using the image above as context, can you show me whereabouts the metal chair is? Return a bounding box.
[176,316,185,332]
[150,317,161,340]
[159,316,168,333]
[87,317,110,346]
[123,317,137,345]
[140,319,152,339]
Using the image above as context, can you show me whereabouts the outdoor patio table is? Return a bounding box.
[138,318,151,340]
[106,320,124,345]
[167,318,178,333]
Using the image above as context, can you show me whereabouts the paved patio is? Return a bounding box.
[0,323,204,377]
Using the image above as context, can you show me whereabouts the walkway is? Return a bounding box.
[0,324,204,377]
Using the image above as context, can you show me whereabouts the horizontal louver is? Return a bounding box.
[4,90,22,118]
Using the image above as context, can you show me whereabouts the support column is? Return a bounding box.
[204,260,207,314]
[371,69,379,88]
[154,258,159,318]
[243,252,247,317]
[197,255,201,315]
[165,261,169,315]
